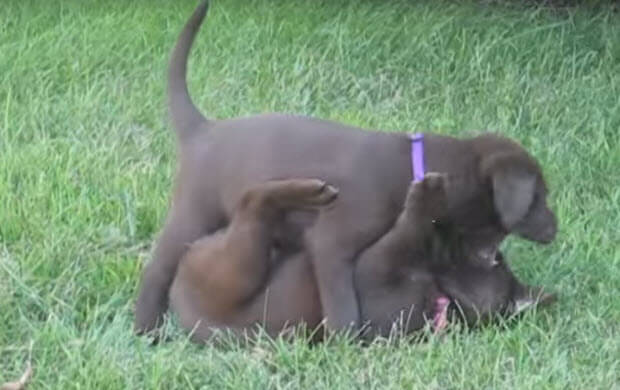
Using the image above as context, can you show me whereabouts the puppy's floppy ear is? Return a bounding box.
[492,169,536,230]
[482,152,537,230]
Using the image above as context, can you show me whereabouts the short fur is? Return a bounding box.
[135,2,557,334]
[169,175,553,342]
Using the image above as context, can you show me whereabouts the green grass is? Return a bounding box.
[1,0,619,388]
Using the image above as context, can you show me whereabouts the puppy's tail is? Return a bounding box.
[168,1,210,141]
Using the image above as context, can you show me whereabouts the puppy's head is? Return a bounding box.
[439,135,557,267]
[437,252,556,326]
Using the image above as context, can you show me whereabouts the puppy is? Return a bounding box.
[170,175,553,342]
[136,2,557,334]
[354,173,554,338]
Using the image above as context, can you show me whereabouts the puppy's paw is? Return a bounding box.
[512,286,557,315]
[303,179,339,207]
[406,172,449,220]
[279,178,339,208]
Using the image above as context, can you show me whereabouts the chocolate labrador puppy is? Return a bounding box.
[170,174,553,342]
[135,2,557,334]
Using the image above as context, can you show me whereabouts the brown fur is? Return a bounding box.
[169,175,554,342]
[135,2,557,334]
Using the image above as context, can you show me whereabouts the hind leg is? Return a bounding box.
[194,179,337,307]
[171,179,337,334]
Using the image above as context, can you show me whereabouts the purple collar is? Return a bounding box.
[411,133,452,333]
[410,133,425,182]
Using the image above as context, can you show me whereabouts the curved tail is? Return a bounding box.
[168,1,209,140]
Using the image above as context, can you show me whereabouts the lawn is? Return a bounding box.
[1,0,619,388]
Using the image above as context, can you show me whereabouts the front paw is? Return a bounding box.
[405,172,449,220]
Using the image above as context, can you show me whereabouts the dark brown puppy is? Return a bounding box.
[354,173,554,338]
[135,2,557,334]
[170,175,552,342]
